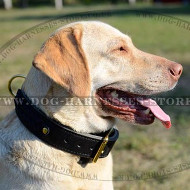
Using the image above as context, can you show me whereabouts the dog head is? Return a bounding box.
[33,21,182,127]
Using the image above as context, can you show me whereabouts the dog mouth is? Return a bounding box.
[96,87,171,128]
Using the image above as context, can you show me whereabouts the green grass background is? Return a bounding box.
[0,4,190,190]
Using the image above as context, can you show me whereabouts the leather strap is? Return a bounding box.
[14,89,119,161]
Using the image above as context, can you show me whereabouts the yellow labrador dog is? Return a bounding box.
[0,21,182,190]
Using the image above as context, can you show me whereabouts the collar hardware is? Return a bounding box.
[8,74,26,97]
[92,128,114,163]
[42,127,49,135]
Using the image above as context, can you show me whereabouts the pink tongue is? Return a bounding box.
[137,98,171,129]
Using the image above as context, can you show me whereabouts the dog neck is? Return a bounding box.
[22,67,115,134]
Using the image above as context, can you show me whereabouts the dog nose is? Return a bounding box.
[169,62,183,80]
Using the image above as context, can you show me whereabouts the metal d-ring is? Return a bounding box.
[8,74,26,97]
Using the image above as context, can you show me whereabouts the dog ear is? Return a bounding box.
[32,24,90,97]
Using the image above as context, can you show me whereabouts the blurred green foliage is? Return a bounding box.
[0,0,140,8]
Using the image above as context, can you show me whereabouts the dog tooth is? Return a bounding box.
[120,98,125,102]
[143,108,150,115]
[111,91,118,98]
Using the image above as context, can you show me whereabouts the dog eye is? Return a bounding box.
[119,47,126,52]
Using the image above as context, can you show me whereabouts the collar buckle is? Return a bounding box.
[92,128,114,163]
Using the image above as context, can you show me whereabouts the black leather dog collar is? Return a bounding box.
[14,89,119,163]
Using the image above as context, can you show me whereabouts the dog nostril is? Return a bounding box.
[169,69,175,76]
[169,63,183,79]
